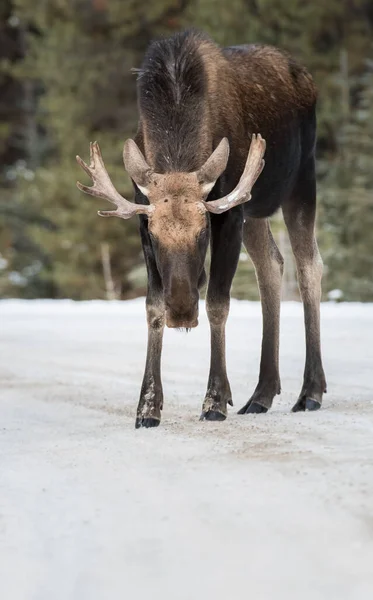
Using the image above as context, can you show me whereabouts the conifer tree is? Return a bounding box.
[1,0,372,299]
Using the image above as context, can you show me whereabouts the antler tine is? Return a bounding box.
[203,133,266,215]
[76,141,153,220]
[245,133,266,182]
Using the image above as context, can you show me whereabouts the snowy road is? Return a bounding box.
[1,299,373,600]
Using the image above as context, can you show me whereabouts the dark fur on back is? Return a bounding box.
[135,30,318,218]
[137,30,210,172]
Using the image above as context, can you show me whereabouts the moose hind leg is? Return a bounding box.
[283,163,327,412]
[238,218,283,414]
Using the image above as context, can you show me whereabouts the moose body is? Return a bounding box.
[77,30,326,428]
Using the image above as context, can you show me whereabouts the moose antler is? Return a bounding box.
[203,134,266,214]
[76,142,153,219]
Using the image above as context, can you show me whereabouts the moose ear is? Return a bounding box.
[123,139,154,194]
[196,138,230,197]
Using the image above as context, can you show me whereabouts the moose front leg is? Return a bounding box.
[200,209,243,421]
[136,294,165,428]
[136,217,165,429]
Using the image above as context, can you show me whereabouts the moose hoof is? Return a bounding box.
[200,394,229,422]
[135,416,161,429]
[200,409,227,422]
[199,396,228,421]
[238,401,268,415]
[291,397,321,413]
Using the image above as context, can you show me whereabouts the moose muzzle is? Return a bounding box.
[164,281,199,329]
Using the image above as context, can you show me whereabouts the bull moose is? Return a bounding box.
[76,30,327,428]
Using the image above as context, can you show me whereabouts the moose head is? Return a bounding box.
[76,134,265,329]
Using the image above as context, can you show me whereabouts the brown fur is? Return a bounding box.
[223,46,317,130]
[145,173,207,249]
[136,32,318,217]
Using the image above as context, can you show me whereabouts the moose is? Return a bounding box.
[76,30,326,428]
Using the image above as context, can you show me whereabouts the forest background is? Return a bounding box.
[1,0,372,301]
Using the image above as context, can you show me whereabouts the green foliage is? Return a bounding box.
[319,55,373,300]
[1,0,180,299]
[0,0,372,300]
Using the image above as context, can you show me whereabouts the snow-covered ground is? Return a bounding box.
[1,299,373,600]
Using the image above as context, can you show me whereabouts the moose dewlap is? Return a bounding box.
[76,30,326,428]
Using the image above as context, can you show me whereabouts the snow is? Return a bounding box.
[1,299,373,600]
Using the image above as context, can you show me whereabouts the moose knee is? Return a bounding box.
[206,299,229,326]
[146,303,165,330]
